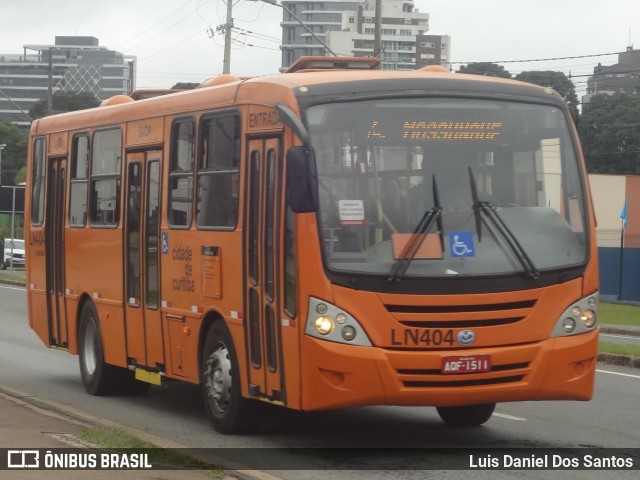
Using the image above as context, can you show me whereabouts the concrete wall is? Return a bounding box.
[589,174,640,301]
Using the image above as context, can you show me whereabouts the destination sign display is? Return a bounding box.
[367,120,503,142]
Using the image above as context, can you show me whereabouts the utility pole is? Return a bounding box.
[0,144,5,186]
[47,48,53,116]
[374,0,382,64]
[222,0,234,74]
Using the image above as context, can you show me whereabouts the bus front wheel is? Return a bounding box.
[436,403,496,426]
[78,302,127,396]
[201,322,258,434]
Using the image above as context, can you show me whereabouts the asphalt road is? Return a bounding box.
[1,284,639,480]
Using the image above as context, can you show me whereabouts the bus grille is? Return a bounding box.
[403,376,524,388]
[398,362,529,388]
[385,299,537,328]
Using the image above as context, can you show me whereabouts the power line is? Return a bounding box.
[452,51,624,66]
[114,0,198,50]
[138,28,208,62]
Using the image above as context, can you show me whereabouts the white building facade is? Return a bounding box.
[280,0,450,70]
[0,36,135,128]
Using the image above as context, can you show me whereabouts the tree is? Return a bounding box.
[456,62,512,78]
[29,91,100,120]
[515,71,579,109]
[579,92,640,174]
[0,120,28,185]
[14,166,26,185]
[171,82,200,90]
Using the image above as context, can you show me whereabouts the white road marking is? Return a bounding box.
[0,285,25,292]
[596,369,640,379]
[494,412,527,421]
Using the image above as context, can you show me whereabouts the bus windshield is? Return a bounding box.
[307,97,587,278]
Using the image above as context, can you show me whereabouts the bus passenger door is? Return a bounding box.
[124,151,164,371]
[245,136,286,403]
[46,157,68,347]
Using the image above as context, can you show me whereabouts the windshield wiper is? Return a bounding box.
[468,167,540,279]
[388,175,443,283]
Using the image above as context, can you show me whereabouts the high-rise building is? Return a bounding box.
[0,36,136,128]
[583,46,640,104]
[280,0,450,71]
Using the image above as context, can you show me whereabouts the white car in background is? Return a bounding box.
[2,238,25,269]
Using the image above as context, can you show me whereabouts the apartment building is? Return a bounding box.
[0,36,135,128]
[280,0,450,70]
[581,46,640,105]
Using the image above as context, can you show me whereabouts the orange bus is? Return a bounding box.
[25,57,599,434]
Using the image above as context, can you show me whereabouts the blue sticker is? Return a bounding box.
[449,231,474,257]
[161,232,169,255]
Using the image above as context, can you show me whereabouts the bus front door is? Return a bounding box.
[245,136,286,404]
[124,151,164,371]
[46,157,68,347]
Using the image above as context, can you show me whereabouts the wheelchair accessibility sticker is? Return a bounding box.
[449,232,474,257]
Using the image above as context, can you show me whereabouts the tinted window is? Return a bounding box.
[90,128,122,226]
[196,114,240,228]
[169,120,195,228]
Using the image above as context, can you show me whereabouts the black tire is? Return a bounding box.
[201,322,259,434]
[78,302,130,395]
[436,403,496,427]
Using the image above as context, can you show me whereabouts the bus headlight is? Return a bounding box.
[314,316,334,335]
[341,325,357,342]
[306,297,372,346]
[581,309,596,328]
[552,293,599,337]
[562,318,576,333]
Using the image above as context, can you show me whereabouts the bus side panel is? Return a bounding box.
[64,296,80,354]
[27,232,50,346]
[65,228,127,368]
[160,228,245,384]
[28,290,50,347]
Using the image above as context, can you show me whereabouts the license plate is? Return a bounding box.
[441,355,491,374]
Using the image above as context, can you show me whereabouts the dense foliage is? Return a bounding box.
[29,91,100,120]
[0,121,28,185]
[579,92,640,174]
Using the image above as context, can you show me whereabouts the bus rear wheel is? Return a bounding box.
[78,302,129,395]
[201,322,258,434]
[436,403,496,426]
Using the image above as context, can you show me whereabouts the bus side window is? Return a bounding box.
[90,128,121,226]
[31,137,46,226]
[70,134,89,227]
[169,119,195,228]
[196,113,240,229]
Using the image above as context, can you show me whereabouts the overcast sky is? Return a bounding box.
[1,0,639,97]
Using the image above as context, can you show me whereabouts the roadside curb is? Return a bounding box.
[597,352,640,369]
[0,385,279,480]
[600,326,640,337]
[0,277,25,287]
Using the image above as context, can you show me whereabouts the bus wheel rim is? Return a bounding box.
[204,344,232,415]
[83,320,98,375]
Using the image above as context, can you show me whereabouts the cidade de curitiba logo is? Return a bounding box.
[457,329,476,346]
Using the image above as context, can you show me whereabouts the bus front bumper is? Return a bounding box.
[300,328,599,411]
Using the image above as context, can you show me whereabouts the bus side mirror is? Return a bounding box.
[286,146,319,213]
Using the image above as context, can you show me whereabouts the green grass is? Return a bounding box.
[78,427,222,476]
[599,302,640,327]
[598,341,640,358]
[596,302,640,357]
[0,271,25,283]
